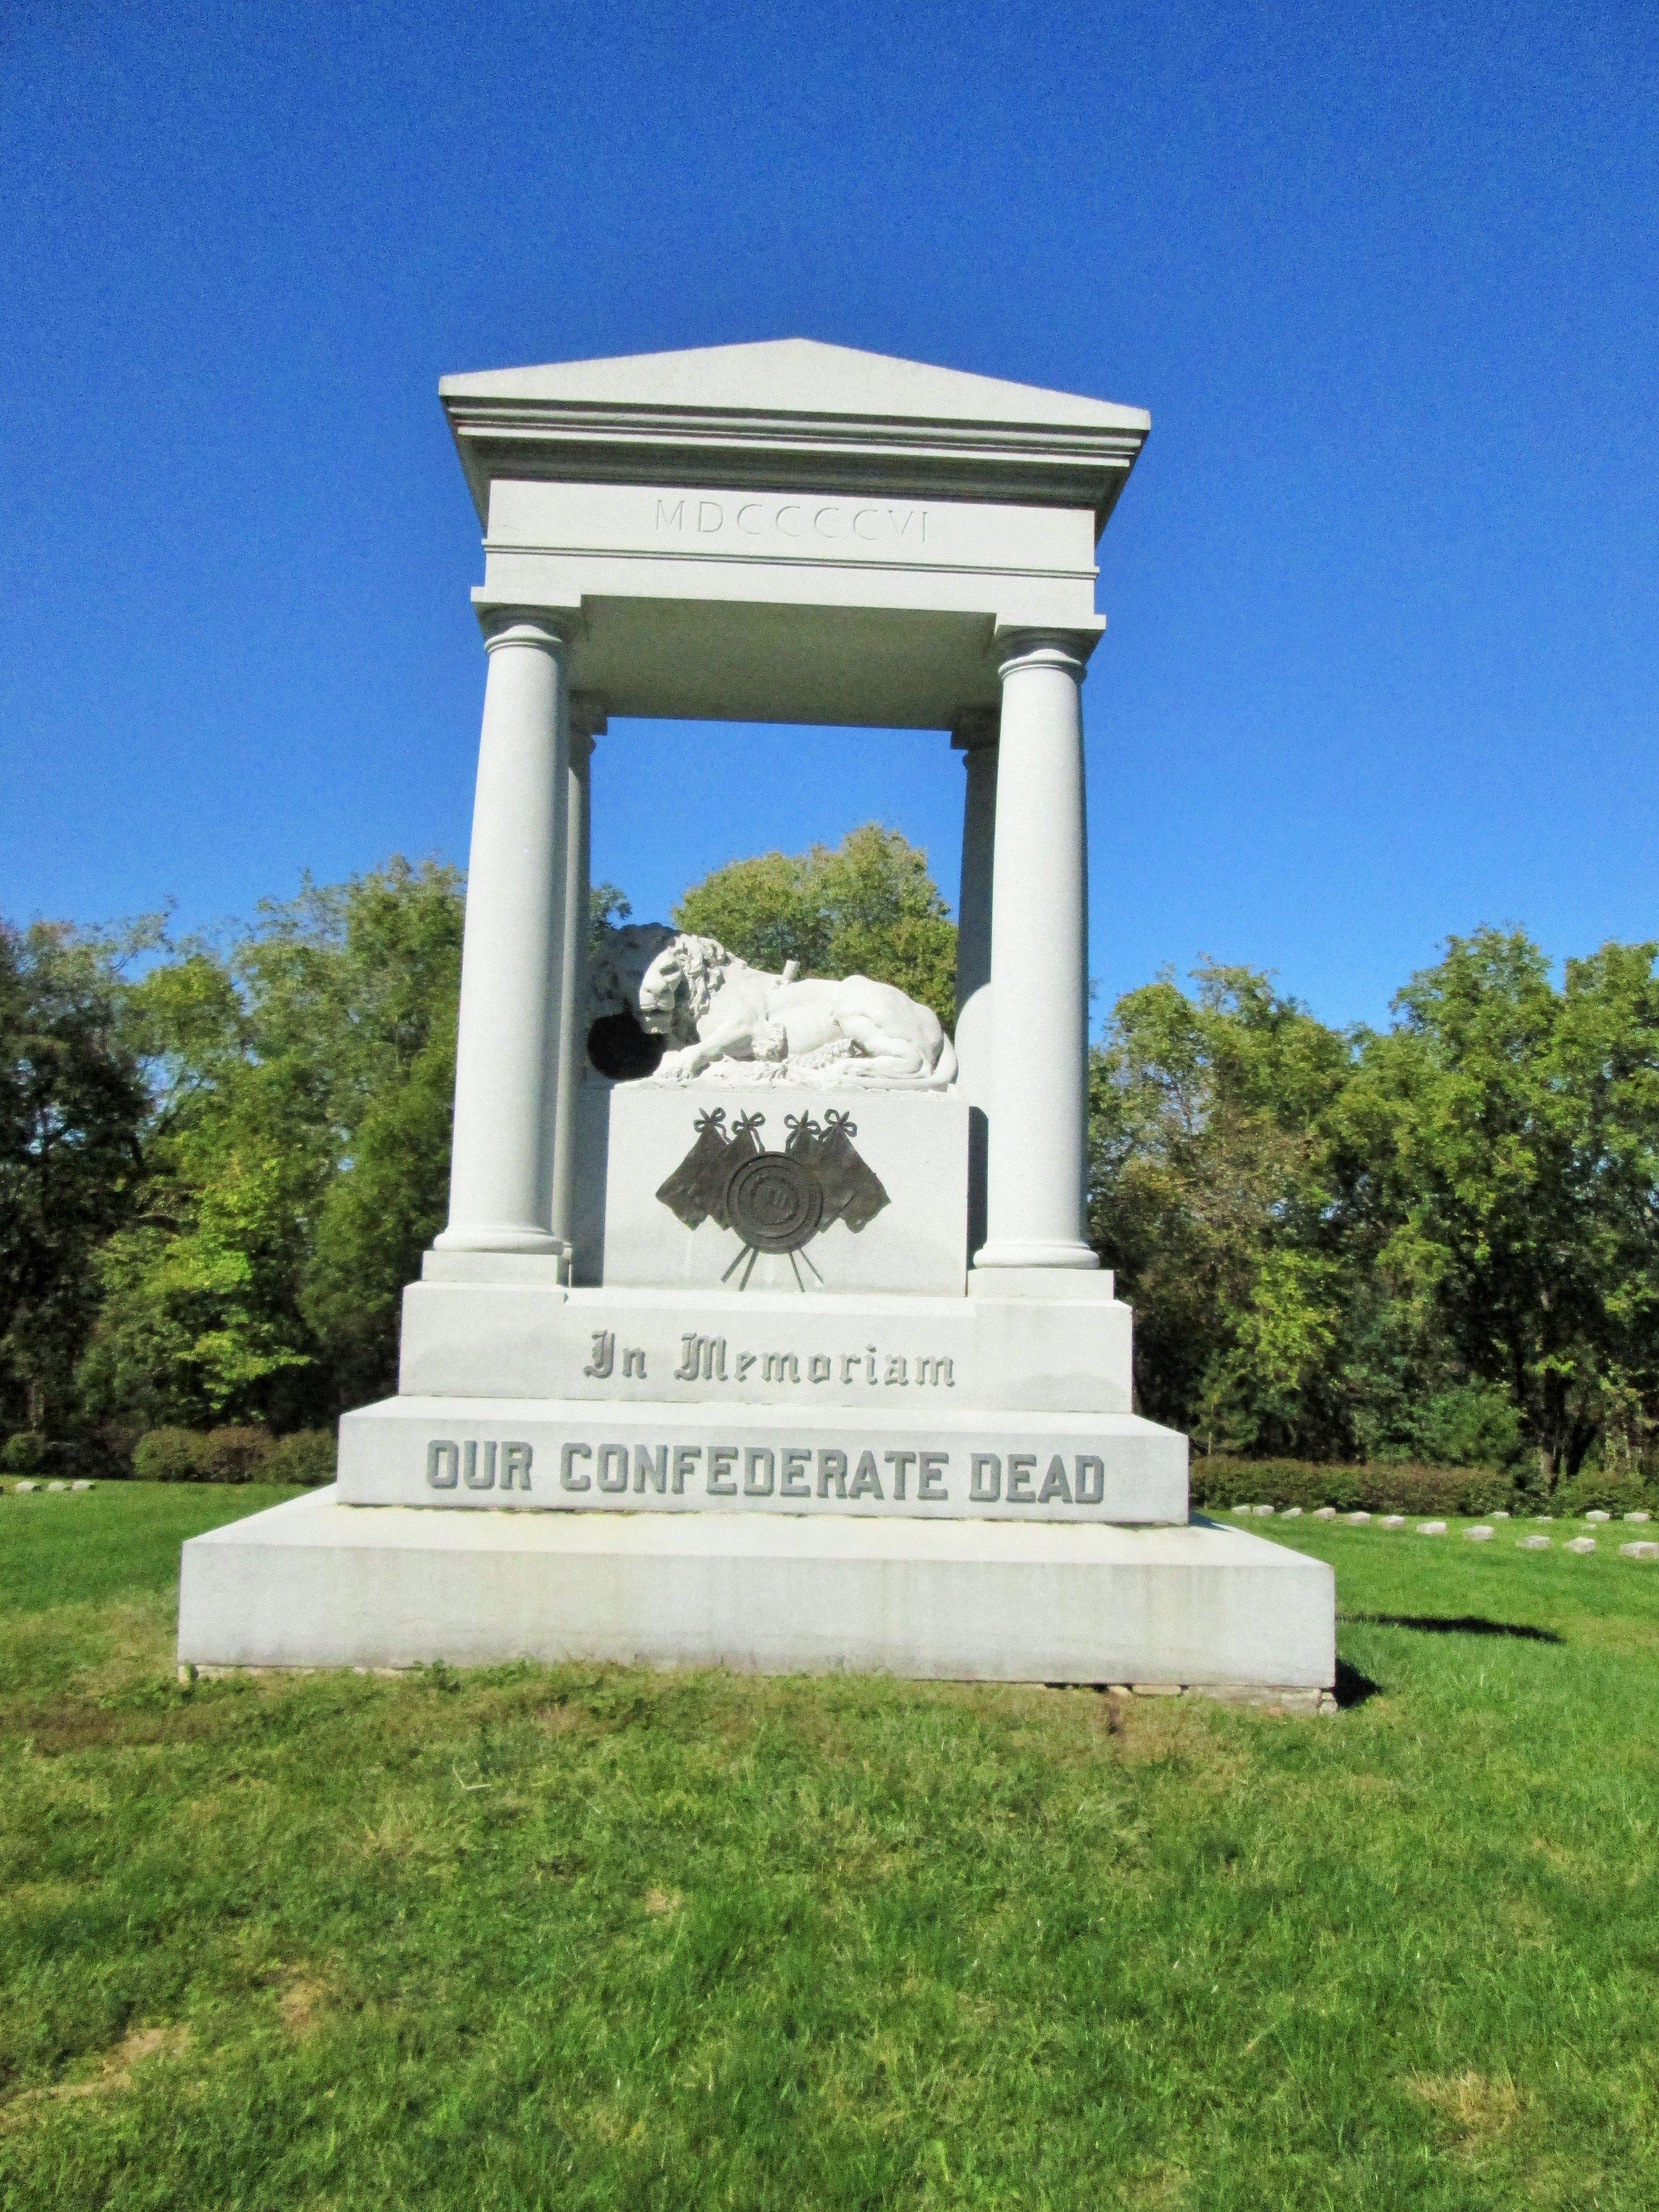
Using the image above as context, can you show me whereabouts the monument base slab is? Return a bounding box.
[337,1392,1187,1524]
[177,1490,1335,1688]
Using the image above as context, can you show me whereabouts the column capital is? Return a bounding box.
[951,708,1000,753]
[569,694,607,754]
[474,602,581,655]
[993,628,1100,684]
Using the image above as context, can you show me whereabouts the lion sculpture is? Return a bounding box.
[589,926,957,1089]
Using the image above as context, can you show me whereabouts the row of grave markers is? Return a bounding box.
[1229,1500,1658,1559]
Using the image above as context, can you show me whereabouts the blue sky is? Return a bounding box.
[2,0,1655,1031]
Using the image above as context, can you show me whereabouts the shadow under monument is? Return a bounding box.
[1343,1612,1563,1646]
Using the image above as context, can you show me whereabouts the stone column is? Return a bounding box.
[436,609,571,1255]
[550,697,604,1263]
[974,632,1099,1272]
[952,711,998,1260]
[951,711,999,1108]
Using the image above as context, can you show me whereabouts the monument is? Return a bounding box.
[178,339,1334,1694]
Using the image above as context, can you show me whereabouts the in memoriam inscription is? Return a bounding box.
[582,1331,954,1389]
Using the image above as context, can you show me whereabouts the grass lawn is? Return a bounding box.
[2,1486,1657,2209]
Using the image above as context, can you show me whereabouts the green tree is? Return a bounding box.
[673,824,958,1031]
[78,859,463,1430]
[1345,929,1659,1484]
[0,920,152,1443]
[1088,962,1355,1454]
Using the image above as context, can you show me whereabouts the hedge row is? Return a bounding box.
[1191,1455,1658,1518]
[132,1427,337,1486]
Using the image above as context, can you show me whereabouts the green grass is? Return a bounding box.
[2,1486,1657,2210]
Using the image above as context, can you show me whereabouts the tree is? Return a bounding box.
[78,859,464,1429]
[1344,929,1659,1483]
[673,824,958,1031]
[0,920,151,1442]
[1088,962,1355,1455]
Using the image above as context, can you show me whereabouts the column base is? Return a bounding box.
[433,1226,569,1259]
[974,1239,1100,1271]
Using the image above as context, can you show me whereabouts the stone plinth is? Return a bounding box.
[585,1082,969,1295]
[337,1392,1186,1526]
[398,1279,1135,1415]
[179,1491,1335,1689]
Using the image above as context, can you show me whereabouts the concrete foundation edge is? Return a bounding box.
[178,1490,1335,1688]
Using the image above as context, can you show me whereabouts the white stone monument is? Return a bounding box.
[179,339,1333,1692]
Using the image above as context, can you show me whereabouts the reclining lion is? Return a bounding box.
[634,932,957,1089]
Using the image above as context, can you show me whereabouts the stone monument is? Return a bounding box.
[178,339,1334,1692]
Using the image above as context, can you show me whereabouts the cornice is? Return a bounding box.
[442,395,1148,540]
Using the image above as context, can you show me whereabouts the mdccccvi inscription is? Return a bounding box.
[653,496,932,546]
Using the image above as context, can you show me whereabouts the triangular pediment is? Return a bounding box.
[440,338,1147,435]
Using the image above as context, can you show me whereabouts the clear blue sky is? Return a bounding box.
[3,0,1655,1031]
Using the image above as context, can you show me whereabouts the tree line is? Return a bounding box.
[4,826,1656,1489]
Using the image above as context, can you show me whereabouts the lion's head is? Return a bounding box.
[636,933,734,1037]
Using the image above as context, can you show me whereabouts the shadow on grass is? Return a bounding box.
[1343,1612,1563,1645]
[1334,1659,1381,1708]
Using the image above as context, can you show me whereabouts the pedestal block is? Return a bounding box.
[179,1491,1335,1689]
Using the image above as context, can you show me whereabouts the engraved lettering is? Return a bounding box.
[672,1445,700,1494]
[915,1357,955,1388]
[763,1352,800,1384]
[736,1351,757,1381]
[884,1355,908,1386]
[890,507,919,539]
[708,1445,738,1496]
[776,504,803,537]
[852,506,880,541]
[1075,1455,1105,1506]
[781,1447,810,1497]
[884,1449,915,1501]
[584,1330,614,1379]
[744,1447,775,1496]
[970,1452,1001,1502]
[865,1344,878,1386]
[841,1353,860,1384]
[848,1451,883,1501]
[597,1443,629,1493]
[427,1439,459,1489]
[635,1444,668,1495]
[622,1346,648,1379]
[654,498,685,531]
[808,1355,831,1383]
[736,502,765,534]
[1037,1454,1072,1505]
[676,1334,727,1382]
[814,505,843,538]
[817,1449,848,1499]
[561,1441,592,1491]
[1007,1453,1036,1503]
[918,1450,948,1500]
[464,1441,496,1491]
[697,500,724,533]
[502,1442,532,1491]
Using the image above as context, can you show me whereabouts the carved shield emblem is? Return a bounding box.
[655,1109,889,1286]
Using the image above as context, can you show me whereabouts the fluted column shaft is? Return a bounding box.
[975,633,1098,1271]
[437,610,570,1254]
[550,702,603,1261]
